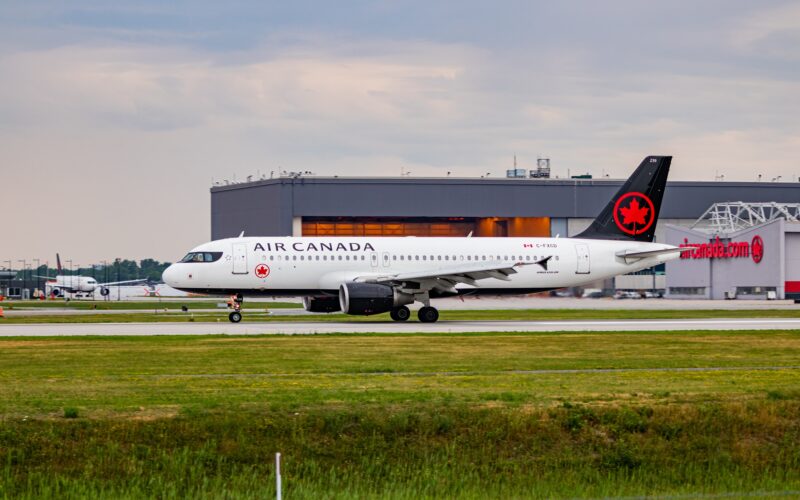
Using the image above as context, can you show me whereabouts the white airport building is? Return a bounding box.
[665,203,800,300]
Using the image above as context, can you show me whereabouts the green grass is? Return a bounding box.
[0,299,300,310]
[1,331,800,497]
[1,307,799,324]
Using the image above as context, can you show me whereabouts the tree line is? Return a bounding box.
[7,259,172,283]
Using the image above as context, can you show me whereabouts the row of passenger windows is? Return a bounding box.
[266,254,559,262]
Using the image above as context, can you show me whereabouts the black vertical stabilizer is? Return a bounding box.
[575,156,671,242]
[56,253,63,276]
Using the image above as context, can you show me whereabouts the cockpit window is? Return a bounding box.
[180,252,223,263]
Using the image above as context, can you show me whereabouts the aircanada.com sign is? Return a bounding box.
[679,235,764,264]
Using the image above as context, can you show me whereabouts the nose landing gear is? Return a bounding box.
[228,294,244,323]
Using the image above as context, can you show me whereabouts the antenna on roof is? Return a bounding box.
[238,231,245,238]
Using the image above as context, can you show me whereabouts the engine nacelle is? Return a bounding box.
[339,283,413,316]
[99,287,110,296]
[302,296,341,313]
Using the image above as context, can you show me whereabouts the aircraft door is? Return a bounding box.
[232,243,248,274]
[370,252,379,268]
[382,252,391,267]
[575,244,590,274]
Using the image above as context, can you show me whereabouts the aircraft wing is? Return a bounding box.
[97,279,148,287]
[354,257,551,294]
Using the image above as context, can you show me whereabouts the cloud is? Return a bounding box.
[1,2,799,262]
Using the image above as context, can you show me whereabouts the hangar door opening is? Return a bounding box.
[302,217,550,237]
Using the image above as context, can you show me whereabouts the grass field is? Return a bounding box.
[1,330,800,498]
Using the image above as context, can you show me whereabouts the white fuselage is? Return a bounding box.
[162,236,679,296]
[46,275,99,293]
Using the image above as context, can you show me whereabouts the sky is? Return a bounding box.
[1,1,799,264]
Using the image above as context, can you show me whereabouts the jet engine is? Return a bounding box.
[339,283,413,316]
[99,287,110,296]
[302,296,341,313]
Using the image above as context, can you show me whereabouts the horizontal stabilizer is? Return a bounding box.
[615,247,684,263]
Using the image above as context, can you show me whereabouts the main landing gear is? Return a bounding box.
[418,306,439,323]
[228,294,244,323]
[389,305,440,323]
[389,306,411,322]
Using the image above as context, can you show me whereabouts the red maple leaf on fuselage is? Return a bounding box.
[620,198,649,226]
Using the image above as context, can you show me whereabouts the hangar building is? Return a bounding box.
[210,175,800,296]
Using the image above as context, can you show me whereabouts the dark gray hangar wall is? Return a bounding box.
[210,177,800,240]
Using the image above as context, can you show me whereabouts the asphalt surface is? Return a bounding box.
[2,318,800,336]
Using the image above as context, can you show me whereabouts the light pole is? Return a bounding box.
[17,260,26,299]
[102,260,109,301]
[33,259,41,298]
[25,264,32,298]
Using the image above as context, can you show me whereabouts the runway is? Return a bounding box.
[2,318,800,336]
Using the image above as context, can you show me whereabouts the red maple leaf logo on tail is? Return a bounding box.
[620,198,649,226]
[612,192,655,235]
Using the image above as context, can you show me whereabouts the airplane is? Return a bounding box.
[38,254,146,297]
[163,156,683,323]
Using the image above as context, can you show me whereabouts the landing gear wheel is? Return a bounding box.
[418,306,439,323]
[228,311,242,323]
[390,306,411,322]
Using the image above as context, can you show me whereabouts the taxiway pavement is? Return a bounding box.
[2,318,800,336]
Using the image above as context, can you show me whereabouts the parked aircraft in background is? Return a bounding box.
[164,156,682,323]
[38,254,146,297]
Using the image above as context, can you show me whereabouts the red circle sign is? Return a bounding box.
[254,264,270,278]
[613,192,656,236]
[751,235,764,264]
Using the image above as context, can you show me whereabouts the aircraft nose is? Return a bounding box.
[162,265,179,287]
